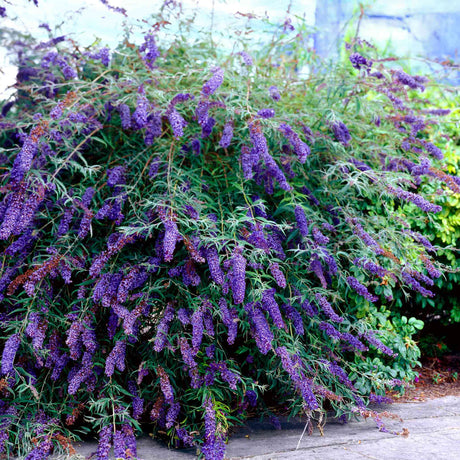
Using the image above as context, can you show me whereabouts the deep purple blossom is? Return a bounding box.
[244,302,273,354]
[315,293,344,322]
[158,366,174,404]
[179,338,197,368]
[332,121,351,145]
[269,86,281,101]
[26,312,47,351]
[204,245,224,285]
[347,276,378,302]
[153,303,175,352]
[219,121,233,148]
[163,219,180,262]
[218,298,238,345]
[132,92,149,129]
[118,103,131,129]
[394,69,426,91]
[201,116,215,138]
[105,340,126,377]
[139,33,160,69]
[312,227,329,245]
[401,271,434,297]
[167,108,187,138]
[231,247,246,304]
[362,331,394,356]
[1,333,20,375]
[281,303,304,335]
[191,306,204,350]
[269,262,286,288]
[0,189,25,239]
[294,205,308,236]
[202,67,224,96]
[166,402,181,429]
[349,52,372,70]
[279,123,310,163]
[97,425,113,460]
[257,108,275,118]
[261,288,285,329]
[319,321,342,341]
[387,185,442,213]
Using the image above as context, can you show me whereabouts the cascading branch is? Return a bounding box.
[0,11,456,460]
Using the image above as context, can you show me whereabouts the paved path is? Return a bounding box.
[69,395,460,460]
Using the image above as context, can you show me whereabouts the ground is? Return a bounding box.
[389,353,460,403]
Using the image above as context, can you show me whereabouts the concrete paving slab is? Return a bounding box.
[55,396,460,460]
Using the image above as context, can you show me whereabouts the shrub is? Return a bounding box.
[0,6,456,459]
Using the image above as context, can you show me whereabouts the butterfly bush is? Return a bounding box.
[0,9,455,460]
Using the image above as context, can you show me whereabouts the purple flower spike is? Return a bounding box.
[347,276,378,302]
[1,333,21,375]
[97,425,113,460]
[269,86,281,101]
[105,340,126,377]
[231,246,247,305]
[202,67,224,96]
[139,33,160,69]
[240,51,253,66]
[153,303,175,352]
[294,205,308,236]
[163,219,180,262]
[332,121,351,146]
[219,121,234,148]
[315,293,344,323]
[167,108,187,139]
[257,108,275,119]
[269,263,287,288]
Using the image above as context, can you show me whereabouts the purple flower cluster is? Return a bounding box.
[153,303,175,352]
[167,108,187,139]
[279,123,310,163]
[257,108,275,118]
[158,366,174,404]
[361,331,394,356]
[275,347,318,410]
[294,205,308,236]
[239,51,253,66]
[331,121,351,146]
[219,121,233,148]
[353,258,394,280]
[139,33,160,69]
[218,299,238,345]
[1,333,20,375]
[281,303,304,335]
[346,276,378,302]
[261,288,285,329]
[269,86,281,101]
[231,246,246,305]
[315,293,344,323]
[132,92,149,129]
[118,103,131,130]
[202,67,224,96]
[163,219,180,262]
[387,185,442,213]
[105,340,126,377]
[393,70,427,91]
[201,397,225,460]
[349,52,372,70]
[401,271,434,297]
[191,306,204,350]
[269,262,287,288]
[312,227,329,245]
[244,302,274,354]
